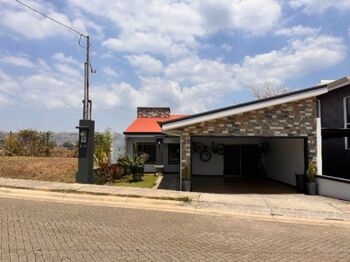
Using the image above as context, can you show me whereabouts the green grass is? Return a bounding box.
[111,174,157,188]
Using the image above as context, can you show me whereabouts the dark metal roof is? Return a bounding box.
[160,84,327,126]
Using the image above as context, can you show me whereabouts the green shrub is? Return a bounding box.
[182,165,190,181]
[93,154,125,185]
[94,129,112,162]
[306,160,316,183]
[118,153,148,181]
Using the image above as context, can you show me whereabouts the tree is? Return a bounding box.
[62,141,75,150]
[94,129,113,162]
[249,81,289,99]
[4,129,56,157]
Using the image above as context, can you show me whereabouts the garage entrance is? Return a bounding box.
[191,136,307,194]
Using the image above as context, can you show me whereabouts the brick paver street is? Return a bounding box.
[0,196,350,262]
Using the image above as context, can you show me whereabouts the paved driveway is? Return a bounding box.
[1,196,350,261]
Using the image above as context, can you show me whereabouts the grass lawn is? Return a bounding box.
[111,174,157,188]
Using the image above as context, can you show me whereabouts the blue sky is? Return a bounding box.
[1,0,350,132]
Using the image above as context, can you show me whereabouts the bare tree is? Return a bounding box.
[249,81,289,99]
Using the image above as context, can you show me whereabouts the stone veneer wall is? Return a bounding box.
[137,107,170,118]
[172,98,318,174]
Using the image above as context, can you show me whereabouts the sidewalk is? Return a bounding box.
[0,177,350,223]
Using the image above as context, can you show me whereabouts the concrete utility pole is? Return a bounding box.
[76,35,95,184]
[13,1,96,183]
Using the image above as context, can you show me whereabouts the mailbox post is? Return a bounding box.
[76,120,94,183]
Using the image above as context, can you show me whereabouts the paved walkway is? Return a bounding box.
[1,196,350,262]
[157,173,180,190]
[0,177,350,222]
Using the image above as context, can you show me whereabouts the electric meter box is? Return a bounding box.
[76,119,95,183]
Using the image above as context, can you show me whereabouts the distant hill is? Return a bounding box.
[52,132,79,146]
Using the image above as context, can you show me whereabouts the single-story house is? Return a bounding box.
[123,107,186,173]
[124,77,350,200]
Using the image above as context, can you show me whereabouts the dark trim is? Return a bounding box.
[321,128,350,139]
[191,135,308,139]
[160,84,327,126]
[123,132,164,135]
[304,137,308,174]
[316,174,350,184]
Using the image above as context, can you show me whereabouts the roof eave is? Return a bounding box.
[162,84,328,131]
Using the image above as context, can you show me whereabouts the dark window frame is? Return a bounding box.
[135,143,157,164]
[168,143,180,165]
[345,97,350,150]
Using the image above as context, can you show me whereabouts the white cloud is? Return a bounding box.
[102,32,189,56]
[127,55,163,74]
[71,0,282,56]
[0,53,35,68]
[0,0,100,39]
[289,0,350,13]
[102,66,119,77]
[53,53,81,67]
[232,35,346,86]
[275,25,321,37]
[198,0,281,35]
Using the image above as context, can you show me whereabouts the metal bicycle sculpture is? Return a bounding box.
[192,142,224,162]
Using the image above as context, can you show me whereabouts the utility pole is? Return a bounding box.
[76,35,95,184]
[14,0,96,183]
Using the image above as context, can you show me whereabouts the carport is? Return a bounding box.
[190,136,307,194]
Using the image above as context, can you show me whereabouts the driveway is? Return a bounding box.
[192,176,296,194]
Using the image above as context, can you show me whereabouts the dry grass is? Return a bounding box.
[0,156,77,183]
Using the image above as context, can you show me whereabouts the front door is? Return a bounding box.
[224,145,241,176]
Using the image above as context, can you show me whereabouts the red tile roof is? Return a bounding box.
[124,115,187,134]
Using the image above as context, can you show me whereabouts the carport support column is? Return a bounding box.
[180,132,191,181]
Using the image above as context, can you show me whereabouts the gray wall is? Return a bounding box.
[317,176,350,201]
[318,84,350,179]
[265,138,305,186]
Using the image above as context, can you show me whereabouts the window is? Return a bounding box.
[135,143,156,163]
[168,144,180,164]
[345,97,350,150]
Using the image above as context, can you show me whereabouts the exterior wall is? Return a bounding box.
[265,138,305,186]
[317,176,350,201]
[137,107,170,118]
[191,137,265,176]
[125,136,180,173]
[318,84,350,179]
[171,98,317,174]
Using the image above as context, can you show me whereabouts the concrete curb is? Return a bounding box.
[0,177,349,223]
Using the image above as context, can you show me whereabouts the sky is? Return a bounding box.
[1,0,350,133]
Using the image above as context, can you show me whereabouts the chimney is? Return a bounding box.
[137,107,170,118]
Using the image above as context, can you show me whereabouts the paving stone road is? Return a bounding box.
[0,196,350,262]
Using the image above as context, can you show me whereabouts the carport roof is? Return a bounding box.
[161,76,350,131]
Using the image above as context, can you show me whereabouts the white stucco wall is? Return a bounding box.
[265,138,304,186]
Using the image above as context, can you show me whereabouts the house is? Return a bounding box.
[124,77,350,200]
[123,107,186,173]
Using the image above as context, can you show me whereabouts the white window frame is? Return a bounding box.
[344,96,350,150]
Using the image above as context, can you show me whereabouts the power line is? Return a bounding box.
[15,0,86,38]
